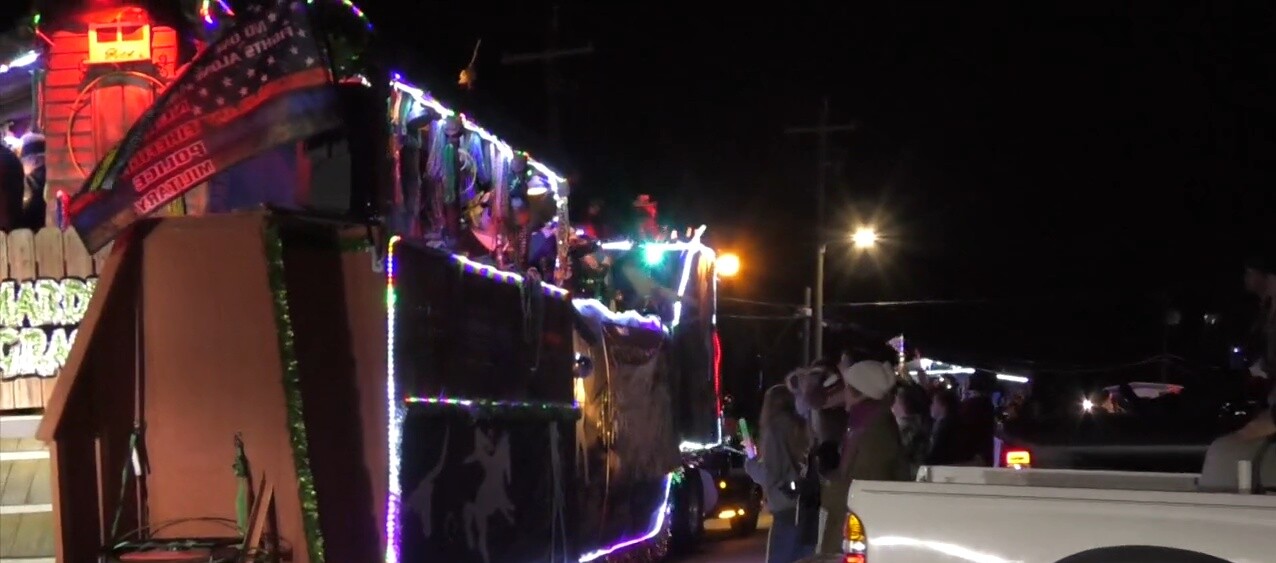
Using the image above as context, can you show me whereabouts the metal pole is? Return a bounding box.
[813,99,830,363]
[500,4,594,152]
[815,243,826,361]
[802,286,812,366]
[816,98,829,237]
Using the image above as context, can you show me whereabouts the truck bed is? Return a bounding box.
[847,467,1276,563]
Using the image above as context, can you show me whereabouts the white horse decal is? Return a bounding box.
[463,428,514,563]
[406,427,449,539]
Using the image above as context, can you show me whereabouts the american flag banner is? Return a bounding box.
[69,0,342,252]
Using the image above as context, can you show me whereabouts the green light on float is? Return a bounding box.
[642,246,664,266]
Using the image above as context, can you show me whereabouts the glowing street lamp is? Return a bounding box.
[716,253,741,278]
[851,227,879,249]
[815,226,880,359]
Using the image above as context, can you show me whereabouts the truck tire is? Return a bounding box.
[1056,546,1230,563]
[670,471,705,549]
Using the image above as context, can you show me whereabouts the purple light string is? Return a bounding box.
[577,473,675,562]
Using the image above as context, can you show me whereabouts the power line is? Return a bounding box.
[728,293,1159,310]
[499,4,593,150]
[917,354,1190,377]
[719,296,801,309]
[824,298,996,308]
[722,296,995,309]
[719,314,806,321]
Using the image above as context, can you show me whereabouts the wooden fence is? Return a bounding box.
[0,227,112,411]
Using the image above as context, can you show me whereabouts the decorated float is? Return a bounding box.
[568,227,739,560]
[0,1,731,562]
[386,74,733,561]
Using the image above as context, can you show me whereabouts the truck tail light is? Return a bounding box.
[843,511,867,562]
[1003,448,1031,469]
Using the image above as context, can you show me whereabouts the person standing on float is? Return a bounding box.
[632,194,662,241]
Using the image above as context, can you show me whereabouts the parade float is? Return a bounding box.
[569,227,736,560]
[0,1,729,562]
[387,74,730,562]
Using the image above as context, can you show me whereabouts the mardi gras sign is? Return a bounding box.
[0,277,97,379]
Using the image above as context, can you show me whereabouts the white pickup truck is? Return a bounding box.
[841,466,1276,563]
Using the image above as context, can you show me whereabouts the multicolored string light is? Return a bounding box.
[201,1,371,29]
[384,235,404,563]
[389,76,566,203]
[198,0,235,24]
[315,0,373,30]
[577,472,675,562]
[454,253,569,299]
[405,396,580,420]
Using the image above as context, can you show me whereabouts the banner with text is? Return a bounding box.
[68,0,342,252]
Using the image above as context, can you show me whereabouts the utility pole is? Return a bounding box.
[501,4,594,151]
[786,98,856,360]
[785,98,857,237]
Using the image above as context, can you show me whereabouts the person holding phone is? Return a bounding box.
[745,384,814,563]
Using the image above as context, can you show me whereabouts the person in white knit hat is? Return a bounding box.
[812,358,910,556]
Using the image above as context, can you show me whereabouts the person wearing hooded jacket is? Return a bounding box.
[814,359,910,555]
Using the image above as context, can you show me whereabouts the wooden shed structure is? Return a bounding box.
[35,212,388,562]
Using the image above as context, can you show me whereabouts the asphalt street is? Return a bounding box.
[672,512,771,563]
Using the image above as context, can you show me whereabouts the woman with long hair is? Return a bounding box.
[745,384,814,563]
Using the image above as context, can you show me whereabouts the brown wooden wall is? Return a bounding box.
[41,25,180,227]
[0,227,111,411]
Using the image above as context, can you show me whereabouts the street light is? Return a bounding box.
[851,227,879,249]
[814,227,878,360]
[716,253,741,278]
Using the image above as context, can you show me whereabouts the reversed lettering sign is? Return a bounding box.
[0,278,98,379]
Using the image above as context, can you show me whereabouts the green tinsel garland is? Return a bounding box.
[262,222,326,562]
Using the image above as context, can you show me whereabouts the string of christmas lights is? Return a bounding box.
[200,0,371,29]
[454,253,569,299]
[405,396,580,421]
[577,471,675,562]
[198,0,235,23]
[389,76,567,206]
[384,235,404,563]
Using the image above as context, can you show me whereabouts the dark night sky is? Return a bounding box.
[5,1,1274,369]
[361,1,1275,367]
